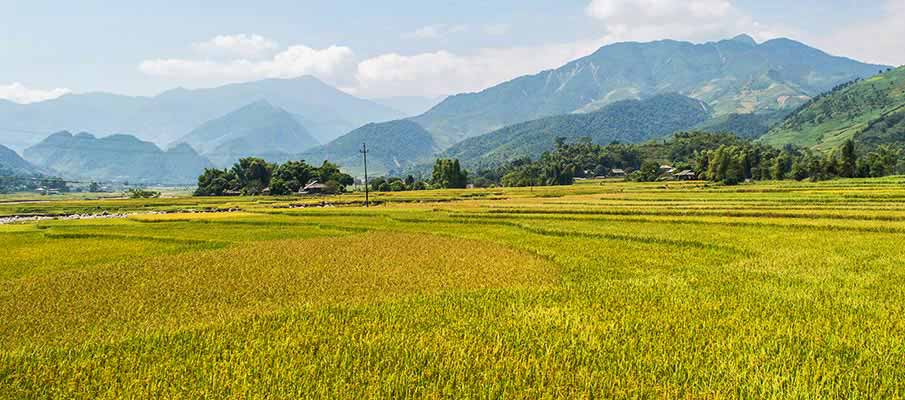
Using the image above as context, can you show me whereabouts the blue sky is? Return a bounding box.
[1,0,902,102]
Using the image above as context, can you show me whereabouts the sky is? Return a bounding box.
[1,0,902,103]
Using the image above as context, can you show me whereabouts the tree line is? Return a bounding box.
[195,158,353,196]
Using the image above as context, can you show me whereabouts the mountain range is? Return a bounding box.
[176,100,320,167]
[411,35,887,148]
[24,132,212,184]
[0,144,40,175]
[0,76,402,151]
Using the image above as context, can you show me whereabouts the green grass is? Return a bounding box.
[2,179,905,397]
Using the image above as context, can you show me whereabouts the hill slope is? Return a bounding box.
[23,132,212,183]
[176,101,319,167]
[300,120,436,176]
[412,35,887,147]
[760,67,905,150]
[0,144,40,175]
[0,76,402,148]
[441,94,711,166]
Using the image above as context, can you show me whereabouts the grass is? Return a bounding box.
[2,179,905,398]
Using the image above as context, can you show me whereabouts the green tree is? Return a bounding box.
[840,139,857,178]
[432,159,468,189]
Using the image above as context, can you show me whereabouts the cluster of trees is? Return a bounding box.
[697,139,905,184]
[467,132,905,188]
[195,157,353,196]
[0,171,70,194]
[368,175,429,192]
[431,159,468,189]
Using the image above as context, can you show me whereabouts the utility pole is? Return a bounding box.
[360,142,369,207]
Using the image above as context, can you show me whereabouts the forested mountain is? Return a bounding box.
[175,101,319,167]
[23,132,212,183]
[440,94,711,167]
[412,35,887,147]
[760,67,905,151]
[371,96,446,117]
[693,112,787,139]
[300,120,436,176]
[0,76,402,149]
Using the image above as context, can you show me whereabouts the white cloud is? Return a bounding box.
[355,39,603,98]
[194,34,279,59]
[585,0,786,43]
[813,0,905,66]
[0,82,70,104]
[139,44,355,85]
[402,24,469,40]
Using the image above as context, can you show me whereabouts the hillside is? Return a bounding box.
[412,35,887,147]
[760,67,905,150]
[176,101,319,167]
[0,76,402,148]
[441,94,711,167]
[693,112,787,139]
[0,144,40,175]
[300,120,436,176]
[23,132,212,183]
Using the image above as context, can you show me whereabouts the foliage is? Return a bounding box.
[195,158,353,196]
[125,188,161,199]
[431,159,468,189]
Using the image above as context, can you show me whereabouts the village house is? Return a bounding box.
[673,170,697,181]
[300,180,329,195]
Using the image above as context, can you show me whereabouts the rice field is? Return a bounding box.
[2,178,905,398]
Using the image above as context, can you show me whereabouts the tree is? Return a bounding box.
[195,168,235,196]
[631,160,661,182]
[272,160,315,194]
[840,139,857,178]
[88,182,100,192]
[231,158,273,195]
[432,159,468,189]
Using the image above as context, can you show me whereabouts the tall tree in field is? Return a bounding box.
[840,139,857,178]
[432,159,468,189]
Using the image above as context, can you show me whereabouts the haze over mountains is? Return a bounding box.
[0,76,402,151]
[0,35,896,182]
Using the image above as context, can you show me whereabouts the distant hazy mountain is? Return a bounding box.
[412,35,888,148]
[0,76,402,148]
[175,101,320,167]
[441,94,711,167]
[760,66,905,151]
[24,132,212,183]
[371,96,446,117]
[0,144,40,175]
[300,120,436,176]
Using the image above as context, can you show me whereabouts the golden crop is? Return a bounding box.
[2,178,905,398]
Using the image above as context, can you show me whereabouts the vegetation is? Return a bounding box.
[431,158,468,189]
[3,179,905,397]
[124,188,161,199]
[195,157,353,196]
[442,94,711,167]
[761,66,905,150]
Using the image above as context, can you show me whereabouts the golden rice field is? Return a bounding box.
[2,178,905,398]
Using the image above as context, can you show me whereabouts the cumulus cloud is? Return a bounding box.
[194,34,279,59]
[139,44,355,85]
[585,0,786,43]
[402,24,469,40]
[0,82,71,104]
[355,39,604,97]
[813,0,905,66]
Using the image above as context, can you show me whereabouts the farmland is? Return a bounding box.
[2,178,905,398]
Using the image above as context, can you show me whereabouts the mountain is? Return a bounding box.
[0,144,40,175]
[175,101,319,167]
[693,112,788,139]
[300,120,436,176]
[23,132,213,183]
[760,67,905,151]
[371,96,447,117]
[441,94,711,167]
[412,35,888,148]
[0,76,403,148]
